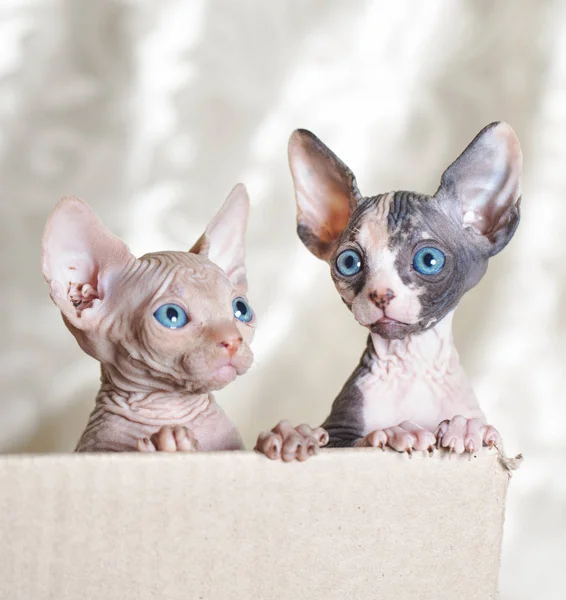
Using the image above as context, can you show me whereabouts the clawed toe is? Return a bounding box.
[434,417,501,455]
[255,422,328,461]
[363,422,436,453]
[138,425,198,453]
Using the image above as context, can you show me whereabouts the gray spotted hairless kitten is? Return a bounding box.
[42,184,269,453]
[256,122,522,461]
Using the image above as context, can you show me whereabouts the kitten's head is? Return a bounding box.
[289,122,522,339]
[42,184,255,394]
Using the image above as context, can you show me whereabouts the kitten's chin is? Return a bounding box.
[209,365,238,388]
[369,320,413,340]
[206,358,251,390]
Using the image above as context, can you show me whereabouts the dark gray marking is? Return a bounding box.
[297,223,335,261]
[385,192,490,334]
[387,190,423,230]
[321,335,375,447]
[485,197,521,256]
[342,195,379,242]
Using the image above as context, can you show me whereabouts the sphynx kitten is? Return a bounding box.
[256,122,521,461]
[42,184,259,453]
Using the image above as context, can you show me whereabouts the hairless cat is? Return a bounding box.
[256,122,521,461]
[42,184,259,452]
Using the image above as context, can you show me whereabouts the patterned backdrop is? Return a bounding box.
[0,1,564,597]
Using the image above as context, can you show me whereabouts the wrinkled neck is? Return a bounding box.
[96,364,212,423]
[99,363,208,405]
[369,312,458,373]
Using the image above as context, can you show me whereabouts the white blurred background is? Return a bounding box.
[0,0,564,597]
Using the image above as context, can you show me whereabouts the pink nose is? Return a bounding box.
[218,336,242,357]
[369,288,395,309]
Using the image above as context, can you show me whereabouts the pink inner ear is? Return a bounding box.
[297,180,354,244]
[289,129,360,260]
[189,184,250,293]
[437,122,522,238]
[61,256,101,312]
[42,197,133,319]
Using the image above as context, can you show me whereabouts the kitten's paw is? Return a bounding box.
[357,421,436,453]
[255,420,329,462]
[435,416,501,454]
[137,425,200,453]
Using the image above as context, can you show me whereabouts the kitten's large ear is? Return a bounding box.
[41,197,135,329]
[190,183,250,293]
[289,129,362,261]
[435,121,522,256]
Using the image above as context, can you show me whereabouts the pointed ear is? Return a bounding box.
[190,183,250,293]
[289,129,362,261]
[435,121,522,256]
[41,197,134,329]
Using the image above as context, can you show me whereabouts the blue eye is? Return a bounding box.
[153,304,189,329]
[336,249,362,276]
[413,247,446,275]
[233,297,253,323]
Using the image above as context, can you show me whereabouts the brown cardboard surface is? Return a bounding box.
[0,448,512,600]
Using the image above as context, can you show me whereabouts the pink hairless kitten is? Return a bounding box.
[42,184,255,452]
[256,122,521,461]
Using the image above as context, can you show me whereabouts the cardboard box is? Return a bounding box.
[0,448,519,600]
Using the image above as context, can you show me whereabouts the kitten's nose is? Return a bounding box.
[212,322,243,356]
[211,322,242,356]
[218,336,242,357]
[369,288,395,309]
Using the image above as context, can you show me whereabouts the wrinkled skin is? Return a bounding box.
[256,122,521,460]
[42,184,255,452]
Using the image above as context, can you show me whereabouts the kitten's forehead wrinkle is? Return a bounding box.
[374,191,394,221]
[130,252,235,321]
[386,191,428,233]
[140,252,229,285]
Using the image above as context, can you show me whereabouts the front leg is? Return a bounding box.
[255,420,329,462]
[435,415,501,454]
[356,421,436,453]
[137,425,200,453]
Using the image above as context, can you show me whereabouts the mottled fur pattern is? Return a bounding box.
[256,122,522,460]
